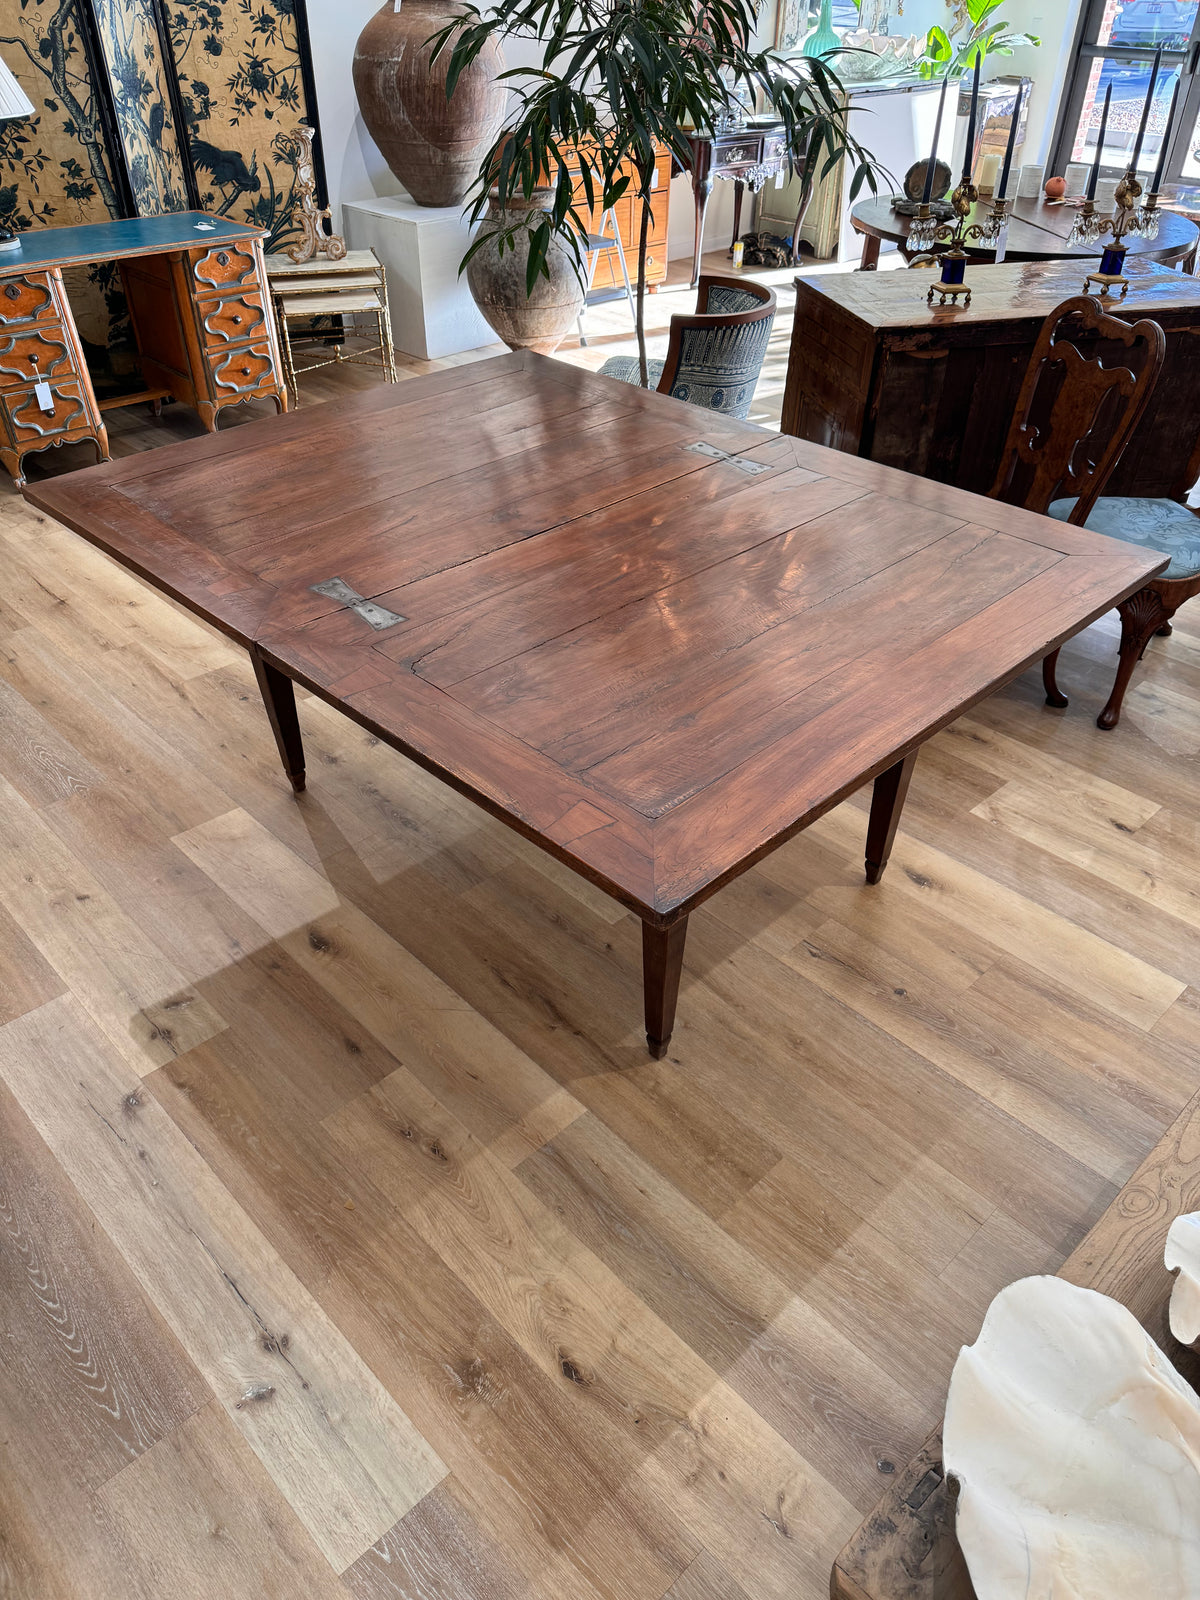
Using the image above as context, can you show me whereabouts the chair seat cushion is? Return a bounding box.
[598,355,665,389]
[1048,496,1200,580]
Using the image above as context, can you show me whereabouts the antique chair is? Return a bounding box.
[989,294,1166,728]
[598,275,776,420]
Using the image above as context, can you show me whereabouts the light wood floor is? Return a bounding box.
[2,296,1199,1600]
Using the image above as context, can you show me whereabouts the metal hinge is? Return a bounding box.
[685,440,771,475]
[310,577,405,631]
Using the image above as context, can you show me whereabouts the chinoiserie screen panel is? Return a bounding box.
[0,0,322,383]
[0,0,143,394]
[164,0,323,252]
[91,0,193,215]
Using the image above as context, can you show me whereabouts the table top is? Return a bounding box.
[831,1078,1200,1600]
[794,256,1200,333]
[22,352,1163,921]
[851,194,1199,264]
[0,212,264,276]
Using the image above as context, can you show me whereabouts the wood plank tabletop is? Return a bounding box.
[830,1079,1200,1600]
[23,350,1164,929]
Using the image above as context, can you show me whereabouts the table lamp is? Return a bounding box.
[0,54,35,254]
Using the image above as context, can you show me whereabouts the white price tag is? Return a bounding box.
[33,380,53,414]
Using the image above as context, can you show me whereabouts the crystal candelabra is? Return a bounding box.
[1067,170,1162,297]
[908,180,1010,307]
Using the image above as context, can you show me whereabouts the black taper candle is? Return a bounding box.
[1151,73,1181,192]
[1087,83,1111,201]
[1131,46,1162,173]
[996,80,1024,201]
[921,73,950,204]
[962,51,981,183]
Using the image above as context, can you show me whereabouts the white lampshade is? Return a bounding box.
[0,55,34,122]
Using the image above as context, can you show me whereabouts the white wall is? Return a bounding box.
[307,0,1084,266]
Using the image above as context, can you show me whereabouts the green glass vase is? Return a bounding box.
[802,0,839,57]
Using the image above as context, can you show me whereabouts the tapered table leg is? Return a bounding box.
[251,650,306,792]
[865,748,919,884]
[642,916,689,1060]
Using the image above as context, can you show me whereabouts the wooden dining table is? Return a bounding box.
[23,353,1165,1056]
[850,192,1199,271]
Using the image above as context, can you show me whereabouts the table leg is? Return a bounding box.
[251,650,306,793]
[858,231,881,271]
[864,749,918,884]
[692,176,713,290]
[642,916,689,1059]
[730,180,745,253]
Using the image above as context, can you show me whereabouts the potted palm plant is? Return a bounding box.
[432,0,881,383]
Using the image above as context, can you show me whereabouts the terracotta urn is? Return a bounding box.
[353,0,506,208]
[466,190,585,355]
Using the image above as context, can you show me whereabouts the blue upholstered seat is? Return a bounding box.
[597,276,776,421]
[1048,497,1200,580]
[596,355,665,389]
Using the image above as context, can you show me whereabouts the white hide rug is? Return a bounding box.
[943,1275,1200,1599]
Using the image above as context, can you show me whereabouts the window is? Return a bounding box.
[1050,0,1200,188]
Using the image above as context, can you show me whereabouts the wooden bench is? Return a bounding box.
[831,1084,1200,1600]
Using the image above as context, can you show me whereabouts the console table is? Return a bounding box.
[0,212,288,485]
[686,126,811,288]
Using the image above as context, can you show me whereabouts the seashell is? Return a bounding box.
[1166,1211,1200,1344]
[943,1275,1200,1599]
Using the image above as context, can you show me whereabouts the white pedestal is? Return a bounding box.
[343,195,495,361]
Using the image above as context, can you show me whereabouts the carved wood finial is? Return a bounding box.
[274,124,347,265]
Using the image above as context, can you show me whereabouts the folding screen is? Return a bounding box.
[0,0,323,384]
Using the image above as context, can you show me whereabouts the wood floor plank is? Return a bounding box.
[0,1079,206,1488]
[341,1481,531,1600]
[0,771,227,1071]
[324,1066,860,1599]
[97,1402,345,1599]
[660,1551,755,1600]
[0,995,447,1574]
[786,918,1159,1182]
[0,623,234,834]
[173,806,341,940]
[804,804,1184,1029]
[0,672,103,808]
[515,1114,930,1512]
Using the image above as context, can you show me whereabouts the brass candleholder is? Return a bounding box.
[1068,171,1160,297]
[908,181,1008,307]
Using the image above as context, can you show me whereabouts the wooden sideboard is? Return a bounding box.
[0,212,287,485]
[781,257,1200,502]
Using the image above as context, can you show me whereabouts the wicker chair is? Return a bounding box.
[598,275,776,420]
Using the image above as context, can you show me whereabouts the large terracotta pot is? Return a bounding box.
[466,190,585,355]
[353,0,505,208]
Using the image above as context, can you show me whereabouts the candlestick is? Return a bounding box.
[1086,84,1111,200]
[1131,46,1162,174]
[1151,73,1181,193]
[921,73,950,204]
[962,51,981,183]
[996,81,1024,201]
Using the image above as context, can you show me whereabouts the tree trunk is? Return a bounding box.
[635,175,651,388]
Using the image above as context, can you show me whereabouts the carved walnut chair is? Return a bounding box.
[989,294,1167,728]
[599,275,776,420]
